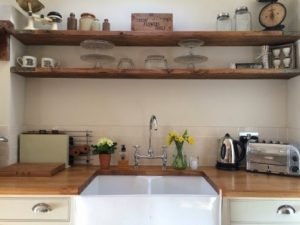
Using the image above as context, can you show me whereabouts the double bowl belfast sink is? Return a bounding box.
[75,175,220,225]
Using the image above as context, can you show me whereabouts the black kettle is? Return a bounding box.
[216,133,245,170]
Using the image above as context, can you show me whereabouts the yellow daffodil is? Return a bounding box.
[166,130,195,146]
[187,136,195,144]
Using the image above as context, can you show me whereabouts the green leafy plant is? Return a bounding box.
[92,137,117,154]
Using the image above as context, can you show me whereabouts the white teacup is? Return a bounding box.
[283,58,291,68]
[272,49,281,58]
[17,56,37,68]
[41,57,56,68]
[282,47,291,57]
[273,59,281,69]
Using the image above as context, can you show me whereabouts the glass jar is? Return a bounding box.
[145,55,168,69]
[79,13,96,31]
[216,13,232,31]
[235,6,251,31]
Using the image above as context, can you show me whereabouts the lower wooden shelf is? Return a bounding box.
[10,67,300,79]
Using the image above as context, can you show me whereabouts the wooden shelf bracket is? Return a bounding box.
[0,21,13,61]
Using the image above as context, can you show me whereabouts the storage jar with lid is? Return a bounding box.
[79,13,96,31]
[235,6,252,31]
[216,13,232,31]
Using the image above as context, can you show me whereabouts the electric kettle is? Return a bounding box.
[216,133,245,170]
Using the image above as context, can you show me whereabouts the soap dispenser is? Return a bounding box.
[118,144,129,169]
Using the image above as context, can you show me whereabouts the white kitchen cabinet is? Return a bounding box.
[0,197,72,225]
[223,198,300,225]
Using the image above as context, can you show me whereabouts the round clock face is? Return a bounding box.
[259,2,286,28]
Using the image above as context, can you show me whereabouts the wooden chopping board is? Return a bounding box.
[0,163,65,177]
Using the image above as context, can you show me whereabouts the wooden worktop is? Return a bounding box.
[0,166,97,195]
[0,165,299,197]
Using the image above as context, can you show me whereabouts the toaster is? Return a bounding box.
[246,143,300,176]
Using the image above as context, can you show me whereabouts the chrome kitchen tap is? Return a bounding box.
[134,115,167,169]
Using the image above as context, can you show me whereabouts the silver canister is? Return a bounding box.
[216,13,232,31]
[235,6,252,31]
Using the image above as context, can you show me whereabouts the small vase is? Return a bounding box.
[172,142,187,170]
[99,154,111,170]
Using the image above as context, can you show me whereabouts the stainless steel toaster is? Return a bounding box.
[246,143,300,176]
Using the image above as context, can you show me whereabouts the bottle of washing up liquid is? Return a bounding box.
[118,144,129,169]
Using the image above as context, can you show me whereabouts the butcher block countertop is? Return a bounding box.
[0,165,299,197]
[0,166,97,195]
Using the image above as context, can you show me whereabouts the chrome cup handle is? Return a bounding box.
[277,205,296,215]
[32,203,52,213]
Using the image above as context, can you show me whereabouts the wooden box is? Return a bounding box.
[131,13,173,31]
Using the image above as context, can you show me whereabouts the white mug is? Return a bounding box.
[41,57,56,68]
[17,56,37,68]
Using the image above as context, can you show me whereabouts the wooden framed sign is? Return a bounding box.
[131,13,173,31]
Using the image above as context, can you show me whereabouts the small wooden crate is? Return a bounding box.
[131,13,173,31]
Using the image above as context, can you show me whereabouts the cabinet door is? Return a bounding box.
[0,197,70,222]
[223,198,300,225]
[230,199,300,224]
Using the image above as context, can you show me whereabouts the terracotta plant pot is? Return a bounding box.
[99,154,111,169]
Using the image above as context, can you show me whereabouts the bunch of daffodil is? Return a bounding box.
[92,137,117,154]
[166,129,195,149]
[167,130,194,169]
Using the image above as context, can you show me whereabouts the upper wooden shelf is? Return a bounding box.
[6,29,300,47]
[10,67,300,79]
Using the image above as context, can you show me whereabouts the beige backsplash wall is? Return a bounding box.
[23,78,288,166]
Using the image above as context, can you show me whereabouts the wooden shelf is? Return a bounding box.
[6,29,300,46]
[10,67,300,79]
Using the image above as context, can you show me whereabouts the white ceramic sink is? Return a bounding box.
[75,175,220,225]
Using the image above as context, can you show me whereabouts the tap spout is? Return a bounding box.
[148,115,158,156]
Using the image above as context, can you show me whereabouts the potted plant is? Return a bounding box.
[92,137,117,169]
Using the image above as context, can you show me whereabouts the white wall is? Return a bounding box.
[0,6,26,165]
[1,0,299,166]
[288,40,300,148]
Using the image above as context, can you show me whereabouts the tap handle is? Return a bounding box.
[162,145,167,155]
[133,145,140,151]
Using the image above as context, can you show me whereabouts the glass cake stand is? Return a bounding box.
[80,40,115,68]
[174,39,208,69]
[80,54,115,68]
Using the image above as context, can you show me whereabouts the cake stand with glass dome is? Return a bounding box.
[80,40,115,68]
[174,39,208,69]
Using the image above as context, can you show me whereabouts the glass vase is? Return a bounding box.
[172,142,187,170]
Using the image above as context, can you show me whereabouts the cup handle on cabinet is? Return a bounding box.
[32,203,52,213]
[277,205,296,215]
